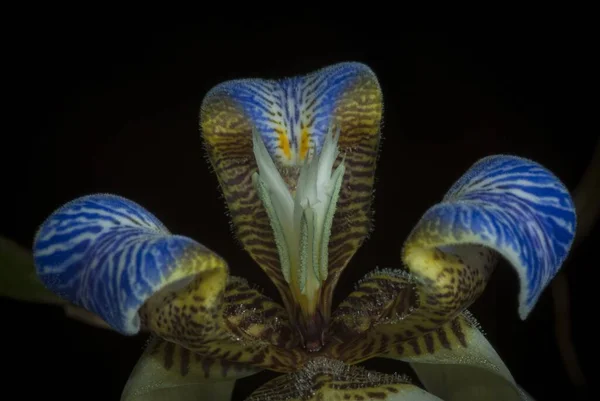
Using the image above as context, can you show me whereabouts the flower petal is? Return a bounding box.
[33,194,306,372]
[392,313,533,400]
[328,268,415,342]
[220,276,299,348]
[140,273,306,372]
[245,358,442,401]
[382,155,576,341]
[121,336,259,401]
[330,311,532,400]
[403,155,576,323]
[33,193,227,334]
[200,62,383,319]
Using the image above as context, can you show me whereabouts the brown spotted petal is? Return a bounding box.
[121,336,260,401]
[383,313,533,400]
[399,154,576,335]
[324,257,495,365]
[245,357,443,401]
[200,62,383,319]
[326,312,530,399]
[31,194,306,383]
[141,273,307,373]
[328,268,416,343]
[221,276,300,349]
[328,155,577,365]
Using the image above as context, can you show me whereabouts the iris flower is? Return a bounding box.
[32,62,576,400]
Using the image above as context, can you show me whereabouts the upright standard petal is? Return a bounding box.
[33,194,305,372]
[200,62,383,346]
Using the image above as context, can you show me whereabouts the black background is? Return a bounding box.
[2,21,597,400]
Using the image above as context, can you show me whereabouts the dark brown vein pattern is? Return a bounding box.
[246,357,431,401]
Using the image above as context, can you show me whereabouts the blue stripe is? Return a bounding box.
[415,155,576,318]
[202,62,377,159]
[33,194,210,334]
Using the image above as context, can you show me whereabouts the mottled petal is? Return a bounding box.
[328,156,575,365]
[245,358,442,401]
[326,268,417,363]
[221,276,299,349]
[121,336,259,401]
[329,268,415,341]
[140,273,306,372]
[393,314,533,401]
[33,194,306,372]
[403,155,576,321]
[200,62,383,323]
[33,194,227,334]
[390,155,575,339]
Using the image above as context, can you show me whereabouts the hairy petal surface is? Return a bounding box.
[394,314,533,400]
[121,336,260,401]
[360,155,577,344]
[245,358,442,401]
[33,194,213,334]
[200,62,383,320]
[402,155,576,323]
[1,235,64,305]
[140,274,306,372]
[331,310,532,399]
[33,194,305,372]
[328,268,415,342]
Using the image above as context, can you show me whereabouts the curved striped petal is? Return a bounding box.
[121,336,260,401]
[396,155,576,338]
[32,194,306,372]
[326,155,575,367]
[246,358,443,401]
[33,194,226,334]
[328,268,415,343]
[200,62,383,330]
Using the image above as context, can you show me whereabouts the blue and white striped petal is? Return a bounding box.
[32,194,228,335]
[203,62,373,166]
[403,155,576,319]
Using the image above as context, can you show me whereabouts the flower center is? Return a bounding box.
[252,125,345,351]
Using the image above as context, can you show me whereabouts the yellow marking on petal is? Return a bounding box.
[300,127,310,161]
[138,252,306,372]
[278,130,292,160]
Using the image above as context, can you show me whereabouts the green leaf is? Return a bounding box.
[0,236,64,305]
